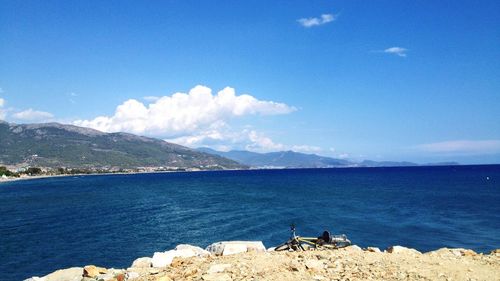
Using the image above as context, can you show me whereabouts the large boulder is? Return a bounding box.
[130,257,152,268]
[43,267,83,281]
[426,248,477,258]
[175,244,211,257]
[83,265,108,278]
[151,248,201,267]
[205,241,266,256]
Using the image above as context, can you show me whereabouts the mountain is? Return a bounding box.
[198,148,461,168]
[197,147,352,168]
[0,121,245,170]
[359,160,418,167]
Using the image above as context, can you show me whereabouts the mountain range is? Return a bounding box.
[0,121,459,171]
[197,147,459,168]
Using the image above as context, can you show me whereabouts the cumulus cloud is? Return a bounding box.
[384,47,408,57]
[167,126,326,154]
[74,85,296,137]
[11,108,54,121]
[415,140,500,155]
[298,13,336,28]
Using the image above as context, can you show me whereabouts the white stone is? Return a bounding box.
[267,247,276,252]
[152,250,176,267]
[152,248,198,267]
[131,257,152,268]
[205,241,266,256]
[344,245,363,252]
[386,245,421,255]
[43,267,83,281]
[207,264,232,274]
[175,244,211,257]
[24,277,46,281]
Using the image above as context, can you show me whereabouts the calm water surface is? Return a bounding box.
[1,165,499,281]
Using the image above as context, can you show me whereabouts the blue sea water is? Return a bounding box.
[0,165,499,281]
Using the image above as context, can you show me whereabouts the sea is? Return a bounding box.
[1,165,499,281]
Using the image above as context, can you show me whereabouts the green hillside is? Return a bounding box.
[0,121,245,170]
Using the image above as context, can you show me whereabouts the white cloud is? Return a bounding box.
[337,153,350,159]
[298,13,336,28]
[69,92,78,97]
[12,109,54,121]
[384,47,408,57]
[143,96,160,102]
[0,97,5,120]
[291,145,322,153]
[246,130,285,151]
[74,85,296,136]
[415,140,500,155]
[12,108,54,121]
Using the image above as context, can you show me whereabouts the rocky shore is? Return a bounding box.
[26,242,500,281]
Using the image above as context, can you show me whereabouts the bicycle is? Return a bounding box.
[274,224,351,251]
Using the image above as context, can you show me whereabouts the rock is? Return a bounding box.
[205,241,266,256]
[267,247,276,252]
[127,271,140,280]
[201,273,232,281]
[43,267,83,281]
[366,247,381,253]
[207,263,232,274]
[24,277,45,281]
[305,259,324,271]
[83,265,108,278]
[344,245,363,252]
[151,248,198,267]
[175,244,211,257]
[386,245,421,255]
[152,251,175,267]
[131,257,152,268]
[170,257,184,268]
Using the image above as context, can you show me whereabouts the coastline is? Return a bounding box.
[3,163,498,185]
[25,243,500,281]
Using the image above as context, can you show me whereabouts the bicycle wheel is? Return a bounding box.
[275,242,291,251]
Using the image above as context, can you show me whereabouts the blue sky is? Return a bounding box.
[1,0,499,164]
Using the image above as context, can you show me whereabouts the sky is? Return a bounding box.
[1,0,499,164]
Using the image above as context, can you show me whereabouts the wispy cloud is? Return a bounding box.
[143,96,160,102]
[12,108,54,122]
[384,47,408,57]
[415,140,500,155]
[298,13,337,28]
